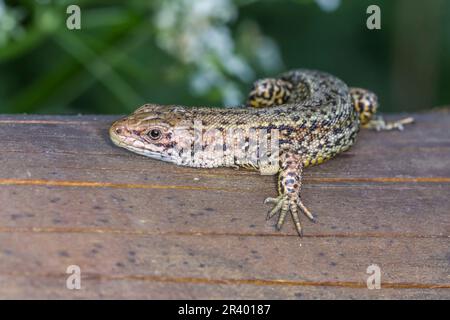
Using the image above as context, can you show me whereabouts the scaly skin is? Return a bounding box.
[109,69,413,236]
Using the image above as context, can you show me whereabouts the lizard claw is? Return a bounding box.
[266,196,284,220]
[264,195,314,236]
[297,198,316,222]
[264,197,280,205]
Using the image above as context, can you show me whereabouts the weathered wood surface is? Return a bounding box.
[0,111,449,299]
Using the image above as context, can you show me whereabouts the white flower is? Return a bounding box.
[315,0,341,12]
[153,0,282,105]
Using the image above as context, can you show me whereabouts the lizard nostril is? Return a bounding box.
[115,128,122,134]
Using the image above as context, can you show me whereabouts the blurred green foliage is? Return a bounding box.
[0,0,449,115]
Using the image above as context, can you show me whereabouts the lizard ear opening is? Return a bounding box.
[247,78,293,108]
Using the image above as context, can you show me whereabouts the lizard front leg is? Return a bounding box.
[264,151,315,236]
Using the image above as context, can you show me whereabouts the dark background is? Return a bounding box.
[0,0,449,114]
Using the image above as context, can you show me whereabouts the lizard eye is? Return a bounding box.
[148,129,162,140]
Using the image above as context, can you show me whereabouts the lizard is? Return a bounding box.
[109,69,413,236]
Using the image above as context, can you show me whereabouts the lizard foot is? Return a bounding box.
[363,116,414,131]
[264,195,315,236]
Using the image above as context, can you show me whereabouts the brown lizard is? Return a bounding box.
[109,69,413,236]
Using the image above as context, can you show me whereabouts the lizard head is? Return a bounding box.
[247,78,293,108]
[109,104,193,162]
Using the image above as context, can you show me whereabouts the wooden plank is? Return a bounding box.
[1,276,448,299]
[0,112,449,299]
[1,232,450,283]
[0,234,449,299]
[0,183,449,236]
[1,113,450,180]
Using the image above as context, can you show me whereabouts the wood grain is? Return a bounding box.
[0,112,449,299]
